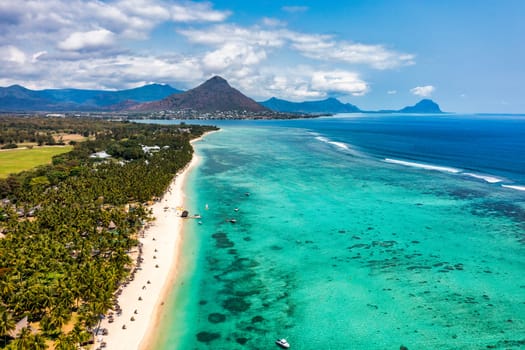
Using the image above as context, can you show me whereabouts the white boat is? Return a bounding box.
[275,338,290,348]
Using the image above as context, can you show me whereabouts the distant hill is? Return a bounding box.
[262,97,443,115]
[0,84,182,111]
[260,97,360,114]
[129,76,268,112]
[397,99,442,113]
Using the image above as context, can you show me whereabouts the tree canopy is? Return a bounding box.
[0,116,217,348]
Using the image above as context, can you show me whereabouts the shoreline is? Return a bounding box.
[96,132,215,350]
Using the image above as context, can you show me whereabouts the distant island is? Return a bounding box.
[259,97,360,114]
[0,76,443,117]
[259,96,442,114]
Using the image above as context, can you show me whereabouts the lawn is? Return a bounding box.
[0,146,73,178]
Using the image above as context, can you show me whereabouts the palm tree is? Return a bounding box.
[54,333,76,350]
[9,326,31,350]
[10,327,47,350]
[0,276,16,299]
[29,332,47,350]
[0,306,15,347]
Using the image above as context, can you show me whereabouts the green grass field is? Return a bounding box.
[0,146,73,178]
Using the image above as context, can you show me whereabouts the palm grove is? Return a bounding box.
[0,116,217,349]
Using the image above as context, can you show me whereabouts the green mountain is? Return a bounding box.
[129,76,268,112]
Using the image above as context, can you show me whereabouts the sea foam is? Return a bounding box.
[315,136,362,156]
[501,185,525,191]
[384,158,461,173]
[462,173,504,183]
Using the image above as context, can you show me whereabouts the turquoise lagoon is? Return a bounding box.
[148,115,525,349]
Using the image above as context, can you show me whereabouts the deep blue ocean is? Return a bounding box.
[141,114,525,350]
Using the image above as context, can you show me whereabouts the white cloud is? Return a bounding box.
[311,71,368,96]
[115,0,170,20]
[246,66,327,101]
[0,45,26,64]
[290,36,415,69]
[0,1,230,48]
[178,24,285,47]
[202,42,267,71]
[387,90,397,94]
[58,29,115,51]
[223,66,368,102]
[0,49,205,90]
[32,51,48,63]
[179,24,414,70]
[410,85,435,97]
[170,1,231,22]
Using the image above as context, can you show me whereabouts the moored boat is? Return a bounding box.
[275,338,290,348]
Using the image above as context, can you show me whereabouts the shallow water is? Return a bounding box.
[151,115,525,350]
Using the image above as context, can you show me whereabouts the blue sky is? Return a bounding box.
[0,0,523,113]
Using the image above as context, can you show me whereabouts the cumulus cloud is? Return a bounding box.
[202,42,267,71]
[179,24,414,70]
[224,66,368,102]
[170,1,231,22]
[387,90,397,94]
[410,85,435,97]
[0,52,205,91]
[58,29,115,51]
[290,36,415,69]
[0,45,26,64]
[178,24,285,47]
[244,66,327,101]
[311,71,368,96]
[0,0,230,47]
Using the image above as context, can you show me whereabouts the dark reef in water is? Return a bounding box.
[196,331,221,343]
[222,297,251,313]
[208,313,226,323]
[212,232,235,248]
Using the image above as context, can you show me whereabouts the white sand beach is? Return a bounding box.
[95,136,207,350]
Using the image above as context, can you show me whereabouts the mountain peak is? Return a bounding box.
[209,75,227,82]
[7,84,29,91]
[129,76,267,112]
[201,75,229,87]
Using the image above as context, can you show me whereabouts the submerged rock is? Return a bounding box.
[251,315,264,323]
[236,337,249,345]
[196,331,221,343]
[222,297,251,313]
[208,313,226,323]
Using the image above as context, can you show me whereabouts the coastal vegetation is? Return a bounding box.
[0,116,217,349]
